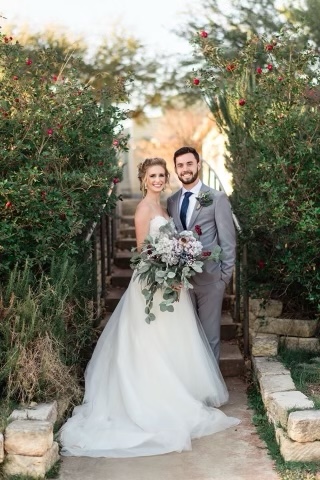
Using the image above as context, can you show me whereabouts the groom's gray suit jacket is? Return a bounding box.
[167,183,236,286]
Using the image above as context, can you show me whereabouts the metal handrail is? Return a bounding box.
[85,182,115,243]
[84,182,117,322]
[201,159,242,234]
[201,158,249,357]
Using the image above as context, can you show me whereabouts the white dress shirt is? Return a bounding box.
[179,180,203,228]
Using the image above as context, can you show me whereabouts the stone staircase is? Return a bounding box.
[99,198,244,378]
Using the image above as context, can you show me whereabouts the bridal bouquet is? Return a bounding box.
[130,218,222,323]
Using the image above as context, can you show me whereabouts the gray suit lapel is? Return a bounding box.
[188,184,208,228]
[173,190,184,230]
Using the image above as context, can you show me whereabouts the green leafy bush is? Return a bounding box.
[193,27,320,315]
[0,29,128,276]
[0,28,129,406]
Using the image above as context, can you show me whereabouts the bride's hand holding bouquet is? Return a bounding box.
[130,218,223,323]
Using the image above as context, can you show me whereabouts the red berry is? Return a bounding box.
[4,37,9,43]
[193,78,200,85]
[52,75,58,82]
[15,98,20,103]
[267,64,273,71]
[113,177,120,184]
[98,162,103,166]
[226,64,235,72]
[13,75,19,80]
[238,98,246,106]
[47,128,53,135]
[256,67,262,74]
[5,201,12,209]
[266,44,274,51]
[26,58,32,66]
[200,30,208,38]
[112,139,119,146]
[257,260,265,269]
[278,76,283,81]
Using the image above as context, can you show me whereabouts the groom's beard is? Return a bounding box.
[177,171,199,185]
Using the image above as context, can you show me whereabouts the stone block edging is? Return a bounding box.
[253,356,320,462]
[1,401,60,478]
[249,297,320,353]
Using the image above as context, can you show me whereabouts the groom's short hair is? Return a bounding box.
[173,146,200,166]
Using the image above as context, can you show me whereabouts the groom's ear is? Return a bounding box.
[197,161,201,172]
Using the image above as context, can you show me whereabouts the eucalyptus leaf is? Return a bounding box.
[160,303,168,312]
[167,271,176,278]
[155,270,166,278]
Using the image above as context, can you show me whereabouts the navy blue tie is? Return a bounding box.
[180,192,192,230]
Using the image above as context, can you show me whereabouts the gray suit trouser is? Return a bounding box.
[188,279,226,362]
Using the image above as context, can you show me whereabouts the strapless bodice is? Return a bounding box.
[149,216,169,237]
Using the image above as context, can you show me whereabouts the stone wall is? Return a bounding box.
[253,357,320,462]
[249,298,320,461]
[1,402,59,478]
[249,298,319,357]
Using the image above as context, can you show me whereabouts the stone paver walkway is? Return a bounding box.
[58,377,280,480]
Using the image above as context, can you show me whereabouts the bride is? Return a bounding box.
[59,157,240,458]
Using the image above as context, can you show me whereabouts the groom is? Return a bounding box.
[167,146,236,362]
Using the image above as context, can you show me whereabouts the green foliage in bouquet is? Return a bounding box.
[0,29,128,277]
[130,219,222,323]
[192,26,320,314]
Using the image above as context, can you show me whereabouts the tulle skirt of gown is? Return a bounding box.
[59,279,240,458]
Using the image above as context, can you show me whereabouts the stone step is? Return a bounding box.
[120,215,135,227]
[119,200,140,216]
[120,226,136,238]
[104,287,126,311]
[119,199,166,217]
[219,341,244,377]
[114,251,133,268]
[111,268,133,287]
[221,313,241,341]
[116,238,136,250]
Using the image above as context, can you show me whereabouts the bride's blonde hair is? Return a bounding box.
[137,157,170,197]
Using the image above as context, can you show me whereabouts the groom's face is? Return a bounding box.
[175,152,201,188]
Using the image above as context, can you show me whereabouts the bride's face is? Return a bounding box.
[145,166,166,194]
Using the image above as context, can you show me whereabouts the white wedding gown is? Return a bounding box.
[59,216,240,458]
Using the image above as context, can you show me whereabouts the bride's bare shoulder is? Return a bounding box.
[135,200,152,223]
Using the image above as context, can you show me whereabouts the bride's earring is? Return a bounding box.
[142,182,147,197]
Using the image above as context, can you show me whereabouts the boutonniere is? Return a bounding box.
[195,191,213,209]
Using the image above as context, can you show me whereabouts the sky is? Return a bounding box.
[0,0,200,57]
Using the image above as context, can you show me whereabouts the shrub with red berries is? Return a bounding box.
[193,26,320,314]
[0,27,128,276]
